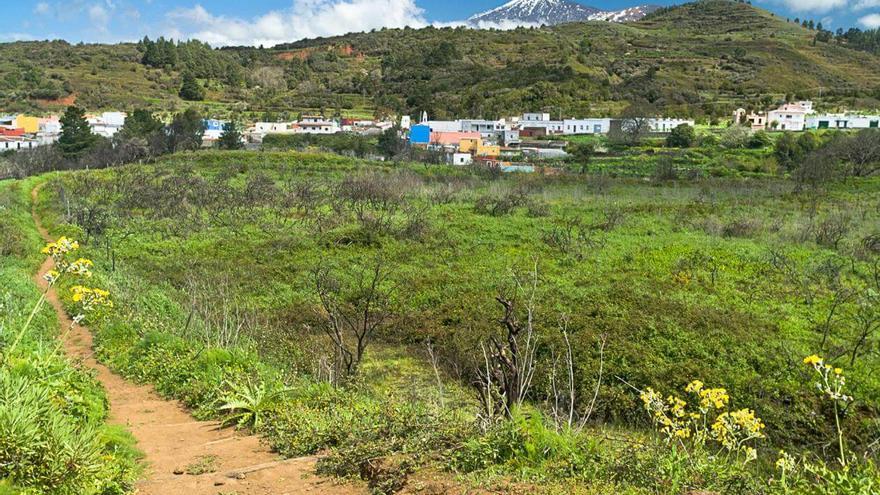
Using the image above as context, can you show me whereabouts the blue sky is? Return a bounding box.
[2,0,879,46]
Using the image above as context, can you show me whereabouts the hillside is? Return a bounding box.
[1,0,880,119]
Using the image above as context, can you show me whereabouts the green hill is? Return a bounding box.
[2,0,880,119]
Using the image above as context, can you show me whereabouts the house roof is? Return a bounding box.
[430,131,481,145]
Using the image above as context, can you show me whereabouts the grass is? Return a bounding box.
[0,177,142,494]
[9,147,874,494]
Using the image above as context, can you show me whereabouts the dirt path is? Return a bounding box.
[31,185,363,495]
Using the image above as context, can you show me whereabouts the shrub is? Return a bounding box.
[747,130,772,149]
[666,124,696,148]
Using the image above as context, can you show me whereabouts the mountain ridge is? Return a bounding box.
[468,0,660,26]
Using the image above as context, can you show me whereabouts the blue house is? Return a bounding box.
[409,124,431,144]
[204,119,224,132]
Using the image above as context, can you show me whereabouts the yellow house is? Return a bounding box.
[459,137,500,157]
[15,115,40,134]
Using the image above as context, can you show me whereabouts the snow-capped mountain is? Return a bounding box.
[587,5,659,22]
[468,0,659,26]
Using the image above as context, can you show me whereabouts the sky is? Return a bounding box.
[2,0,880,46]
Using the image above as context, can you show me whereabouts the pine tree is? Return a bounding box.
[166,108,205,152]
[218,121,244,150]
[118,108,164,140]
[58,105,97,158]
[179,72,204,101]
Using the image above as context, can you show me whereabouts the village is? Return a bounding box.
[3,101,880,169]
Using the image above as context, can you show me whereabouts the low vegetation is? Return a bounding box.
[0,146,871,494]
[0,179,140,494]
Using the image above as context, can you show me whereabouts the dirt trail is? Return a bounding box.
[31,185,363,495]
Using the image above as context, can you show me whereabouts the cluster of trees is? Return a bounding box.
[790,17,880,54]
[138,37,246,86]
[777,129,880,186]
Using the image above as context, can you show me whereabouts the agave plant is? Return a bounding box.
[217,378,290,430]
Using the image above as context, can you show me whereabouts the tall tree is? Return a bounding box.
[58,105,97,158]
[218,121,244,150]
[166,108,205,152]
[118,108,164,140]
[179,72,205,101]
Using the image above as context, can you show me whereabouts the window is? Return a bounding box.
[870,121,879,128]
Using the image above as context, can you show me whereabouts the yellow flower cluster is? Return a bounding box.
[40,237,93,278]
[711,408,766,455]
[640,388,693,441]
[70,286,114,312]
[66,258,94,277]
[776,450,797,472]
[640,379,765,463]
[803,355,851,403]
[41,236,79,258]
[42,269,61,284]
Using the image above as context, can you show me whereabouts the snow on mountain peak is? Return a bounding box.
[468,0,659,26]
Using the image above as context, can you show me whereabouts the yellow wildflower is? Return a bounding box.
[803,354,822,366]
[685,380,704,393]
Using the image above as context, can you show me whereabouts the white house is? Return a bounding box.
[39,120,61,134]
[768,102,813,131]
[297,120,340,135]
[0,137,39,151]
[520,120,565,134]
[522,112,551,122]
[400,116,411,130]
[563,118,611,135]
[422,120,462,133]
[460,119,510,138]
[806,114,880,130]
[449,152,473,166]
[253,122,298,135]
[649,118,695,133]
[87,112,127,138]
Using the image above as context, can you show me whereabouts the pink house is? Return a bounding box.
[430,131,481,146]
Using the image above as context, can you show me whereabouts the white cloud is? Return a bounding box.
[765,0,848,13]
[859,12,880,27]
[89,4,111,27]
[166,0,429,47]
[34,2,51,15]
[0,32,35,41]
[853,0,880,9]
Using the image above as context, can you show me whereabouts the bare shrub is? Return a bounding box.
[312,258,395,381]
[721,217,763,238]
[474,189,529,216]
[814,211,851,250]
[474,264,540,424]
[183,276,252,348]
[526,201,550,218]
[652,156,678,182]
[542,216,606,260]
[861,233,880,256]
[593,204,627,232]
[398,204,431,241]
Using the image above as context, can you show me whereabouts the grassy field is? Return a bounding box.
[3,149,872,493]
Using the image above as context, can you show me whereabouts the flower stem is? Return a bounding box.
[8,291,48,355]
[834,401,846,467]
